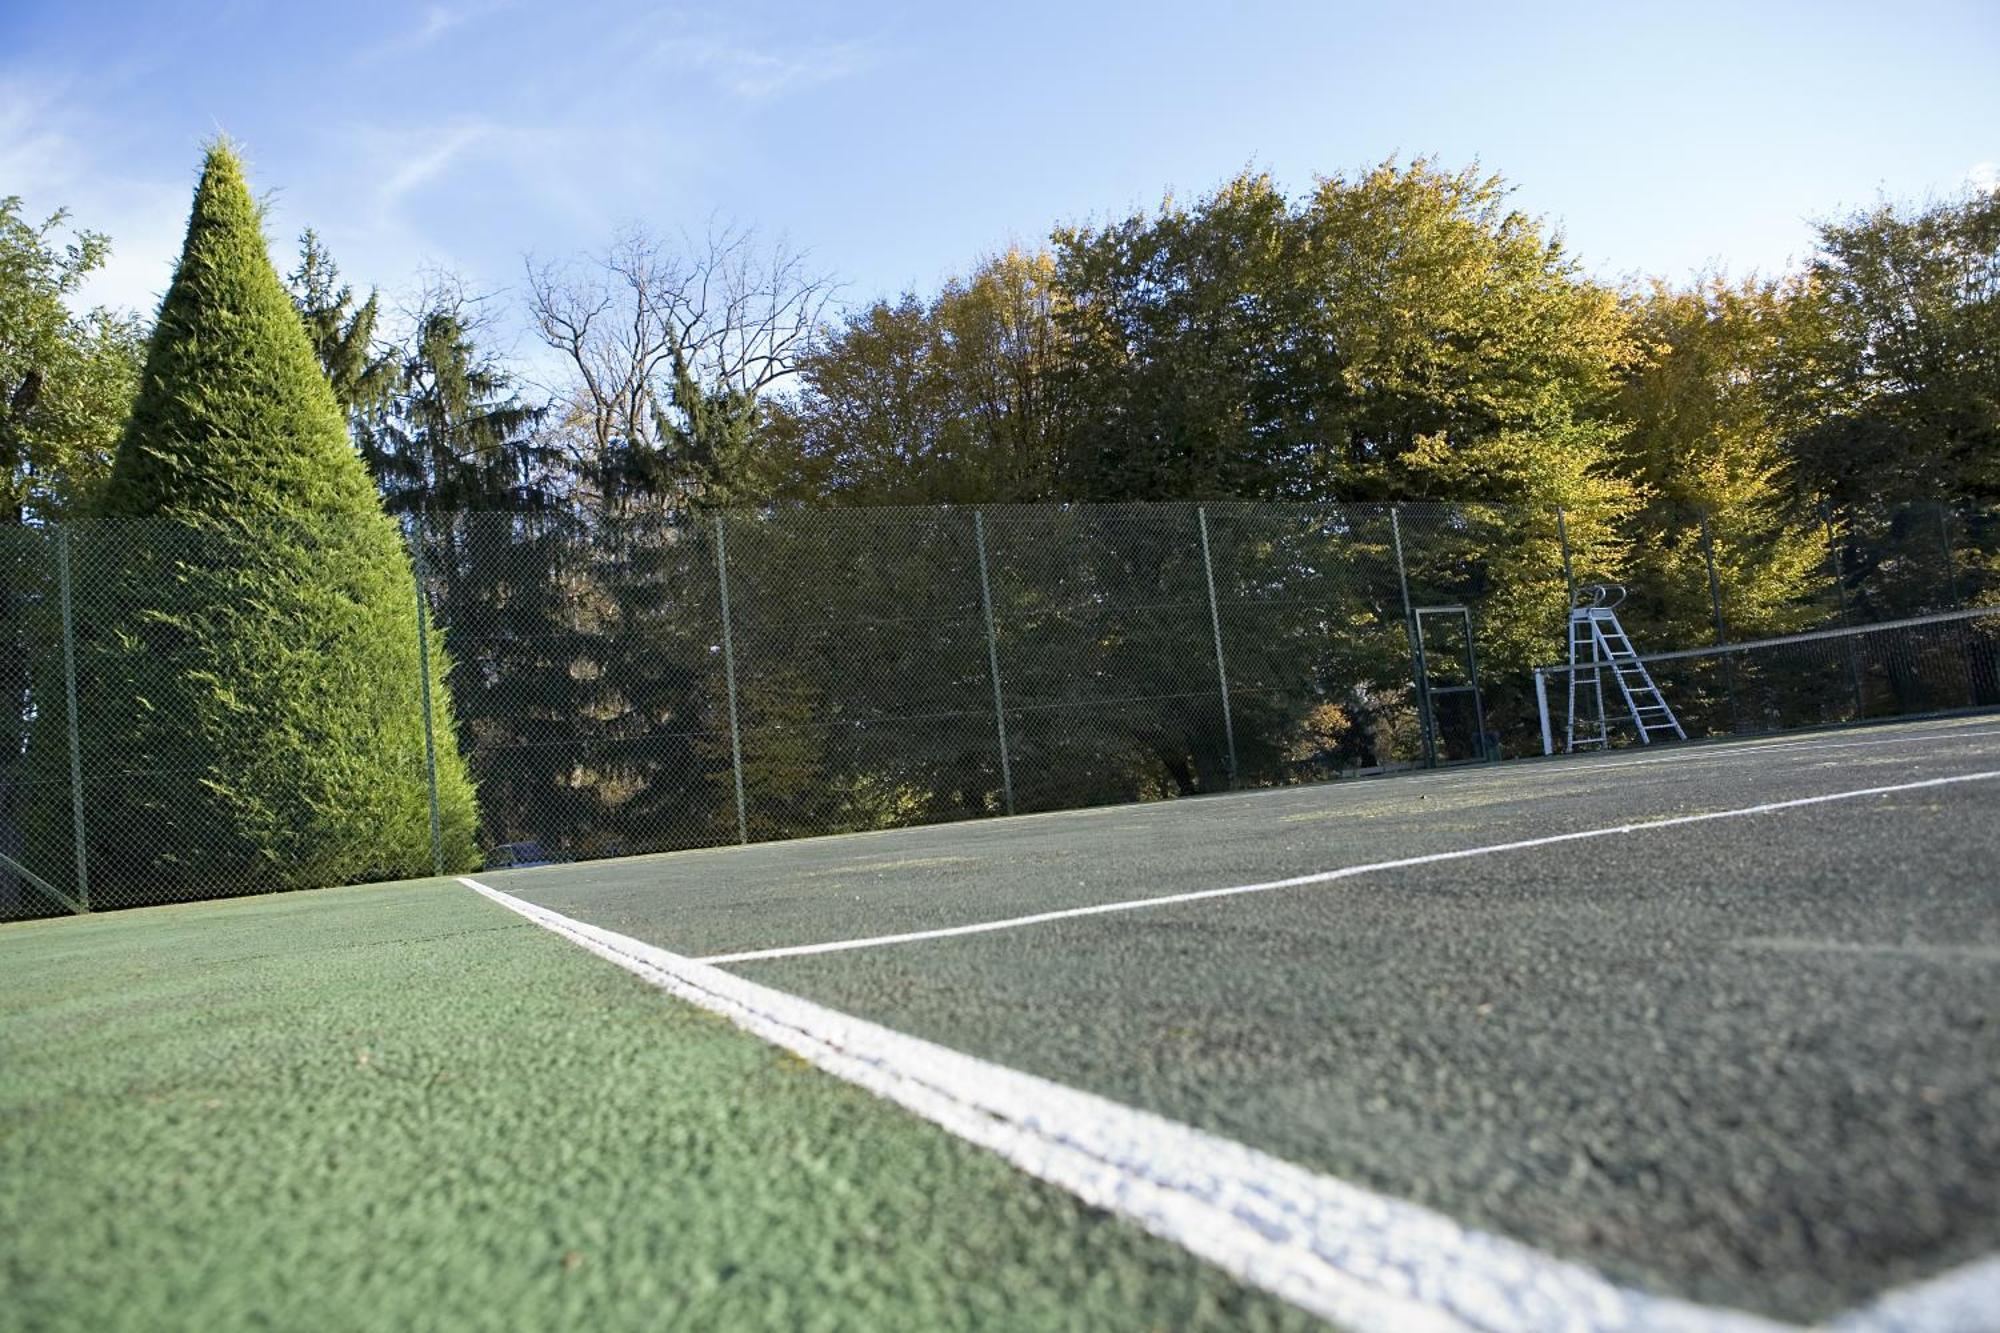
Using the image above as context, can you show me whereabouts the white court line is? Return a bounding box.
[463,875,1999,1332]
[696,769,2000,966]
[461,875,1782,1333]
[1538,725,2000,778]
[1825,1255,2000,1332]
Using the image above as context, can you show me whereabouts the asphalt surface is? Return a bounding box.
[0,879,1315,1331]
[492,715,2000,1322]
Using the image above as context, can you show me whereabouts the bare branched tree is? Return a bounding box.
[526,223,836,511]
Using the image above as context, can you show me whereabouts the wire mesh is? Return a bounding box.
[414,510,734,865]
[978,505,1235,811]
[4,497,1996,921]
[720,508,1002,839]
[0,525,67,921]
[1200,504,1421,781]
[1834,500,1966,623]
[3,515,439,919]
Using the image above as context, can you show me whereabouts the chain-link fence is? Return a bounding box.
[5,497,1996,921]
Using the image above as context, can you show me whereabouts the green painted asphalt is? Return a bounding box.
[0,881,1318,1332]
[492,715,2000,1322]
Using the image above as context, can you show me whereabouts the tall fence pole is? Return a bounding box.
[713,515,750,845]
[1698,510,1743,733]
[1821,503,1866,715]
[1195,507,1239,789]
[972,512,1015,815]
[1555,506,1577,610]
[1391,508,1437,769]
[408,539,446,877]
[1937,500,1961,607]
[56,528,89,911]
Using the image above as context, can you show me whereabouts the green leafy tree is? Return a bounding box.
[1785,189,2000,508]
[1615,277,1827,643]
[772,248,1070,504]
[1049,161,1635,507]
[0,202,143,915]
[1053,174,1305,501]
[1770,190,2000,616]
[34,144,478,904]
[1295,161,1632,499]
[0,198,145,523]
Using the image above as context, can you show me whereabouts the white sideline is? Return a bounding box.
[1826,1255,2000,1332]
[461,875,1783,1333]
[695,769,2000,965]
[1547,725,2000,776]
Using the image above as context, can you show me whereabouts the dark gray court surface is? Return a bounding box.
[488,716,2000,1323]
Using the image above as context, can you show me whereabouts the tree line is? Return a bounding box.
[3,155,1996,890]
[11,159,1995,540]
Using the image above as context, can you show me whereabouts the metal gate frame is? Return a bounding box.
[1412,604,1491,764]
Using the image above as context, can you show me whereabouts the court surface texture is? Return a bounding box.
[475,714,2000,1330]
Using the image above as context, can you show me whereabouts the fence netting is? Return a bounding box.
[4,497,1995,920]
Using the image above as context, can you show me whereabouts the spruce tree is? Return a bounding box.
[43,143,478,903]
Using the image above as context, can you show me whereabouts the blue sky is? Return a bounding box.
[5,0,1996,355]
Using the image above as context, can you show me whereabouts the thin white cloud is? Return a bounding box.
[654,33,876,102]
[0,77,188,317]
[1966,161,1999,194]
[0,84,71,189]
[376,121,493,211]
[356,1,506,64]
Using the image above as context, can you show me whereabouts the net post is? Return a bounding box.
[713,514,749,845]
[1196,507,1238,789]
[1698,510,1743,733]
[1534,667,1553,756]
[972,511,1015,816]
[55,527,89,912]
[1391,507,1437,768]
[408,532,446,878]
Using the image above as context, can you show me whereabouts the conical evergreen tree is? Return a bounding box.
[38,143,478,903]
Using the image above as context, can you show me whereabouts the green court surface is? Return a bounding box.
[0,881,1313,1331]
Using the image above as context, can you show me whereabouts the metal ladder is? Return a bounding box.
[1566,586,1685,751]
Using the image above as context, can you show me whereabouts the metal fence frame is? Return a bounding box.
[4,496,1994,920]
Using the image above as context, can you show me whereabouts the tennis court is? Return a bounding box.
[5,714,1998,1331]
[470,714,2000,1329]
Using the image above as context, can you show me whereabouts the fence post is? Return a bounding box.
[1533,668,1554,757]
[972,512,1015,816]
[1937,501,1961,607]
[1821,503,1865,715]
[1555,506,1577,610]
[56,528,89,912]
[1698,510,1744,734]
[1390,507,1437,768]
[1698,512,1729,644]
[1196,507,1239,789]
[713,514,749,845]
[408,537,446,877]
